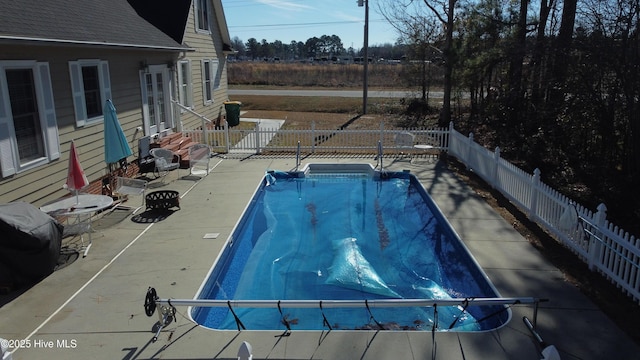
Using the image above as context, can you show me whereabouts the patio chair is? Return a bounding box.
[113,176,148,214]
[188,143,211,177]
[149,148,180,183]
[138,136,155,175]
[394,131,415,161]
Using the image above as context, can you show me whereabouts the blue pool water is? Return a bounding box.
[192,164,509,331]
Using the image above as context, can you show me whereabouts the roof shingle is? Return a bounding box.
[0,0,187,50]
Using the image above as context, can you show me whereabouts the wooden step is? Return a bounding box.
[176,138,196,150]
[158,132,182,146]
[163,143,181,153]
[176,148,190,167]
[154,132,202,168]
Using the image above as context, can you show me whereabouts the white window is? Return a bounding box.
[202,59,212,103]
[68,60,111,127]
[201,59,220,105]
[0,61,60,178]
[177,60,193,110]
[195,0,210,32]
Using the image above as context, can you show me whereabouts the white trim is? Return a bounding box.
[139,70,151,135]
[177,60,193,111]
[68,59,111,127]
[201,59,213,104]
[194,0,211,34]
[140,65,174,136]
[0,61,59,177]
[0,67,16,177]
[0,35,191,51]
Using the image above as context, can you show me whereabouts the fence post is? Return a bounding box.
[202,117,207,145]
[529,168,541,221]
[255,121,261,154]
[224,122,230,153]
[380,121,384,147]
[443,122,454,152]
[311,121,316,154]
[588,203,608,271]
[492,147,500,189]
[466,132,474,170]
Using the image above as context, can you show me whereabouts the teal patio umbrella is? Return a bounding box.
[104,99,133,166]
[104,100,133,194]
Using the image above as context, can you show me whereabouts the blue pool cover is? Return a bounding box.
[193,168,509,331]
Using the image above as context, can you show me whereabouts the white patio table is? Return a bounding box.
[40,194,113,257]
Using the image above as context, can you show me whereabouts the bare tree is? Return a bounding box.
[378,1,440,101]
[506,0,529,124]
[530,0,556,103]
[553,0,578,87]
[423,0,458,126]
[378,0,458,126]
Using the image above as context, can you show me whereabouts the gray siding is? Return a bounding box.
[0,44,176,206]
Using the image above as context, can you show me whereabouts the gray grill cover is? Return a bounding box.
[0,202,63,285]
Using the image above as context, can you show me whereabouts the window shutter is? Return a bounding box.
[0,74,16,177]
[177,63,184,102]
[139,70,150,134]
[186,60,193,108]
[212,59,220,89]
[100,61,111,103]
[69,61,87,127]
[37,62,60,160]
[201,59,207,105]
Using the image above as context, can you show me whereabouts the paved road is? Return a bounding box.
[229,88,445,98]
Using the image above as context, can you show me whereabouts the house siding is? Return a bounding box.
[178,0,229,131]
[0,0,231,207]
[0,44,177,206]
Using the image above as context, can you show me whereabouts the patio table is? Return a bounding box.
[40,194,113,257]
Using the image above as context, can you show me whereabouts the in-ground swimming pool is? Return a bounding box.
[191,163,510,331]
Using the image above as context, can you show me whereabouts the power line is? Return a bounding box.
[222,0,316,9]
[228,19,389,29]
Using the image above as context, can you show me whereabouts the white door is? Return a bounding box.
[140,65,172,136]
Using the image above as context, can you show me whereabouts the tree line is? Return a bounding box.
[379,0,639,235]
[230,35,406,61]
[230,0,639,235]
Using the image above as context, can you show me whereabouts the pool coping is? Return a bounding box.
[189,164,513,333]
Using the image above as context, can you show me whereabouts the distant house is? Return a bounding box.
[0,0,233,205]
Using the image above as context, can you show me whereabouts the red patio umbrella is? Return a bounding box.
[64,140,89,202]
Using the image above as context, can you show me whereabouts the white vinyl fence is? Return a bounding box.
[183,121,640,302]
[184,122,449,155]
[447,123,640,303]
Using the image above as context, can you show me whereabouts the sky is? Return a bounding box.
[221,0,400,50]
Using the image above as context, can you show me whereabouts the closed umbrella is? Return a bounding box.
[64,140,89,203]
[103,99,133,165]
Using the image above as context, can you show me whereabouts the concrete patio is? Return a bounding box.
[1,155,638,359]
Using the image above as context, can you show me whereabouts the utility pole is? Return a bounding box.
[358,0,369,114]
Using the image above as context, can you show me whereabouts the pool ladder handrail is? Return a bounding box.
[376,140,383,171]
[295,141,301,171]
